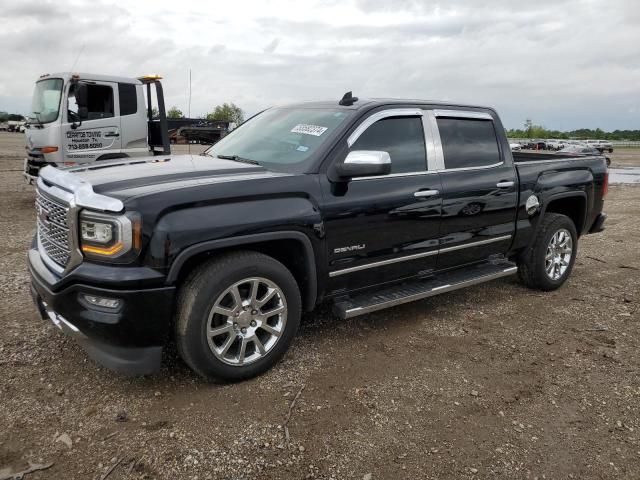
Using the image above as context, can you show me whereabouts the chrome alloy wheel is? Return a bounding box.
[206,277,287,366]
[545,228,573,280]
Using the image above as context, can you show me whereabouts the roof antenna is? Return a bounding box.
[339,91,358,106]
[69,43,85,72]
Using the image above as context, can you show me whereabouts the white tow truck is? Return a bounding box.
[23,72,171,183]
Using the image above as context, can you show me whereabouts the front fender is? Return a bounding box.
[147,197,322,265]
[146,197,323,309]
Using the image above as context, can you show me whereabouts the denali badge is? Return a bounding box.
[334,244,366,254]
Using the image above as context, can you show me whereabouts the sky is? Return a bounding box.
[0,0,638,131]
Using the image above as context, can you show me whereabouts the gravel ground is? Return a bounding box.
[0,132,639,479]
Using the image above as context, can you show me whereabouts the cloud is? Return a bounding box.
[0,0,638,130]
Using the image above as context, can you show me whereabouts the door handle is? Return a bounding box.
[414,189,440,198]
[104,131,120,137]
[496,181,514,188]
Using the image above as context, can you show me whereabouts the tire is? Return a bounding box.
[176,251,301,381]
[517,213,578,291]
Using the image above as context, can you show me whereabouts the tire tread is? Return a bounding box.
[517,213,577,291]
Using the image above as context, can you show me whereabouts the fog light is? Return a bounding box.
[83,294,121,309]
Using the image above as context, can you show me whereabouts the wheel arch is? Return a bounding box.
[166,231,318,311]
[540,192,587,237]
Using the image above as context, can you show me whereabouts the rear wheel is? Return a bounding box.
[176,251,301,381]
[517,213,578,291]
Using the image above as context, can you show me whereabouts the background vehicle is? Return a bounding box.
[522,139,548,150]
[546,139,566,151]
[22,72,234,183]
[23,73,171,182]
[28,96,608,380]
[558,144,611,166]
[586,139,614,153]
[8,120,25,132]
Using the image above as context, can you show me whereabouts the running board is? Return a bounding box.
[333,261,518,319]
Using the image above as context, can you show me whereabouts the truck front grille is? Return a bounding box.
[36,190,71,268]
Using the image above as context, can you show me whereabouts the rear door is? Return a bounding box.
[430,110,518,270]
[321,108,442,294]
[64,81,121,162]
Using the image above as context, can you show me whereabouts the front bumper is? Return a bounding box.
[24,156,52,184]
[28,246,176,375]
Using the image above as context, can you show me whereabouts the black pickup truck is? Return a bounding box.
[28,95,608,380]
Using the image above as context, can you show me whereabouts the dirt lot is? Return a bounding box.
[1,132,638,479]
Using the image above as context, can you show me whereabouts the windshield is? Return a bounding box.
[29,78,63,124]
[204,107,353,172]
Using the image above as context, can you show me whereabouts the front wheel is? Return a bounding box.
[176,251,301,381]
[517,213,578,291]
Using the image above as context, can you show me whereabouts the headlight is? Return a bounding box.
[79,210,141,260]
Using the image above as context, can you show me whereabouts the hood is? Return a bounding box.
[66,154,269,195]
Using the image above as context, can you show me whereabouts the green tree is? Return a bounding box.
[206,103,244,124]
[524,118,533,138]
[167,106,184,119]
[151,107,159,119]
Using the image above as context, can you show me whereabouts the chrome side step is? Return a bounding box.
[333,260,517,319]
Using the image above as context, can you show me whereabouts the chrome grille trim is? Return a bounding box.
[36,189,71,270]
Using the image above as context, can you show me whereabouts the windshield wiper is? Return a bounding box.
[216,154,260,165]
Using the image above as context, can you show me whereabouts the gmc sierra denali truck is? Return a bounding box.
[28,94,608,380]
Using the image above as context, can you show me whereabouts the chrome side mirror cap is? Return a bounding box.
[335,150,391,179]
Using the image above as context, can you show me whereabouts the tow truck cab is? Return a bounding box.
[23,72,170,182]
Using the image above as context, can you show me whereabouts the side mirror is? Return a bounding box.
[75,83,89,120]
[334,150,391,180]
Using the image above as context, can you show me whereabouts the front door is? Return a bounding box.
[433,112,518,270]
[63,81,121,163]
[321,110,442,295]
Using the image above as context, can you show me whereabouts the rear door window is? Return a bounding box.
[437,118,500,169]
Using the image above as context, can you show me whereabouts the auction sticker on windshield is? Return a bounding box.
[291,124,328,136]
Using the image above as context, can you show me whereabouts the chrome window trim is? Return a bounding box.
[347,108,424,147]
[433,109,493,120]
[352,170,438,181]
[424,110,445,171]
[438,161,505,173]
[348,108,434,180]
[431,112,504,172]
[329,234,512,277]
